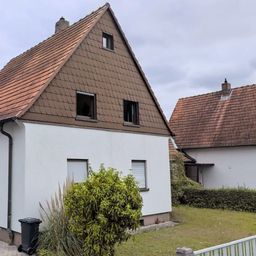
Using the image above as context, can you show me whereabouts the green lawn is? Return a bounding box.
[116,206,256,256]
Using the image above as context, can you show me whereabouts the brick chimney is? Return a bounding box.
[55,17,69,33]
[221,78,231,96]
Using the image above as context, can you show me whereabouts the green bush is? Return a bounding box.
[64,166,143,256]
[182,187,256,212]
[171,152,201,205]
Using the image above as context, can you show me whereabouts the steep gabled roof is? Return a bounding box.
[170,84,256,148]
[0,3,172,135]
[0,4,108,121]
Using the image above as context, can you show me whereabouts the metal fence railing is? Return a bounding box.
[193,235,256,256]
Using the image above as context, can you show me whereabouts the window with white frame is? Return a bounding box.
[67,159,88,183]
[132,160,147,190]
[76,91,96,119]
[102,32,114,50]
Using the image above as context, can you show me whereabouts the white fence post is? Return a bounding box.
[176,247,194,256]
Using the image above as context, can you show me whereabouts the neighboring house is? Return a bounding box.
[170,79,256,188]
[0,3,173,245]
[169,137,213,183]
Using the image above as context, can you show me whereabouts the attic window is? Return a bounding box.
[76,92,96,119]
[124,100,139,125]
[102,32,114,50]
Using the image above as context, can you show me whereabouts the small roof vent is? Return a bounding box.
[55,17,69,33]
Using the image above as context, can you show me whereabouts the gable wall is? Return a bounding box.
[22,11,170,136]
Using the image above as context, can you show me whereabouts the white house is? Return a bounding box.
[0,3,172,245]
[170,79,256,188]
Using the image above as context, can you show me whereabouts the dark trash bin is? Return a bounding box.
[17,218,42,255]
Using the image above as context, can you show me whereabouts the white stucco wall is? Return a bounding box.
[18,122,171,233]
[186,147,256,189]
[0,122,25,231]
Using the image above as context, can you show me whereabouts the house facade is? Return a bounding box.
[170,80,256,189]
[0,3,172,244]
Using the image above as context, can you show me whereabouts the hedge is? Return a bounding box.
[181,187,256,212]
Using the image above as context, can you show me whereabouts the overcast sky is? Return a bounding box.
[1,0,256,119]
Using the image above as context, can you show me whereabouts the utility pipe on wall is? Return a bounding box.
[0,121,14,244]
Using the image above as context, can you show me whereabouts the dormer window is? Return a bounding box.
[76,91,96,119]
[102,32,114,50]
[124,100,139,125]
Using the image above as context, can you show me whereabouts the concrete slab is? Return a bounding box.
[0,241,26,256]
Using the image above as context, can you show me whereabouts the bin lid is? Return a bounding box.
[19,217,42,224]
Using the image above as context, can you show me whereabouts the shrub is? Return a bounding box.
[64,166,143,256]
[182,187,256,212]
[38,181,83,256]
[171,152,201,205]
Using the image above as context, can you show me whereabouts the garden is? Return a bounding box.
[116,206,256,256]
[37,155,256,256]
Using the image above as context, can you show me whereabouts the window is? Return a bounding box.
[102,32,114,50]
[67,159,88,183]
[124,100,139,125]
[132,160,147,190]
[76,92,96,119]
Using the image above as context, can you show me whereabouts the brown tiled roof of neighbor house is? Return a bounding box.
[170,83,256,148]
[0,3,172,136]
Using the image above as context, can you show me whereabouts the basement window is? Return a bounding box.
[76,92,96,119]
[124,100,139,125]
[102,32,114,50]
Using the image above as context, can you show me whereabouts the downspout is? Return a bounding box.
[0,121,14,244]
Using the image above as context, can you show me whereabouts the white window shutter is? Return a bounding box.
[132,161,146,189]
[67,160,88,183]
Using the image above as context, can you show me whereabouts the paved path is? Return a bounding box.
[0,242,25,256]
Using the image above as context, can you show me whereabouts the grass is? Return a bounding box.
[116,206,256,256]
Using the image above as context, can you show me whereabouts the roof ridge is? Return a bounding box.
[58,2,110,34]
[0,3,109,73]
[178,90,220,101]
[178,83,256,102]
[232,83,256,90]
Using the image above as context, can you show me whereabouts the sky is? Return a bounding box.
[1,0,256,119]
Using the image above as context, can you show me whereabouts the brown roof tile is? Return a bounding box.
[0,3,109,121]
[0,3,172,136]
[170,84,256,148]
